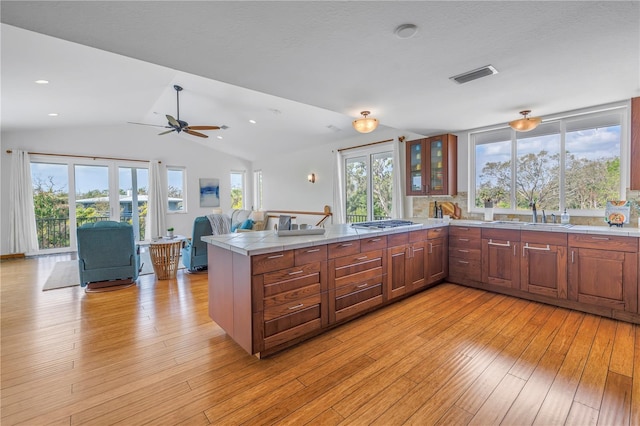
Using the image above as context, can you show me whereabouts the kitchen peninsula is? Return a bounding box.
[203,220,640,358]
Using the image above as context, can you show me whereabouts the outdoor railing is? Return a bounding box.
[36,216,145,249]
[346,214,390,223]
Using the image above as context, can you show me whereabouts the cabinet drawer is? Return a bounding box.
[521,230,567,246]
[450,226,481,239]
[449,257,482,282]
[264,289,322,320]
[428,226,448,239]
[360,235,387,251]
[335,274,384,298]
[263,263,321,297]
[335,266,384,290]
[449,227,481,249]
[328,240,361,258]
[568,234,638,252]
[294,246,327,265]
[252,250,294,275]
[333,249,384,278]
[409,229,428,242]
[387,232,409,247]
[335,283,383,313]
[482,228,520,242]
[449,247,481,262]
[263,305,322,344]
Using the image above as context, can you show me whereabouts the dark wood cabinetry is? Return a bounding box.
[520,231,568,299]
[448,226,482,283]
[406,134,457,196]
[568,234,638,313]
[482,228,520,289]
[427,227,449,284]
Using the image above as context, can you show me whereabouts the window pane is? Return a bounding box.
[253,170,263,211]
[75,164,110,224]
[345,157,367,223]
[31,162,70,250]
[565,122,621,209]
[475,138,511,209]
[119,166,148,240]
[372,152,393,220]
[167,168,184,212]
[516,125,561,212]
[231,172,244,209]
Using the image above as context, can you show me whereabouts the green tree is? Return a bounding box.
[231,188,243,209]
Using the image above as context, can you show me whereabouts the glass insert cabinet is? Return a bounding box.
[406,134,457,196]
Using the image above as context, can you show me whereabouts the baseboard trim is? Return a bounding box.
[1,253,26,260]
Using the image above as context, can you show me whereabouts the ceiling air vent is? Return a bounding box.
[450,65,498,84]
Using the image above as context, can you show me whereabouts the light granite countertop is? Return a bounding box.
[202,219,640,257]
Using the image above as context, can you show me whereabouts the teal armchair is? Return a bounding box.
[181,216,213,272]
[77,221,140,288]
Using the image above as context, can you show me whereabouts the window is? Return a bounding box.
[472,106,626,215]
[230,171,245,209]
[343,146,394,223]
[253,170,263,211]
[167,167,185,212]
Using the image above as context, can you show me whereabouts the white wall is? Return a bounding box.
[0,124,251,255]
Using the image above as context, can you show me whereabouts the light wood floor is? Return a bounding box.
[1,254,638,425]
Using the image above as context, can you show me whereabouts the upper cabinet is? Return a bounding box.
[406,134,457,196]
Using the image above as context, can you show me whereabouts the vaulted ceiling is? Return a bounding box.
[2,1,638,161]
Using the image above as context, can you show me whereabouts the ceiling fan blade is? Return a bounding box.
[128,121,170,128]
[184,129,208,138]
[158,129,176,135]
[186,125,221,130]
[166,114,181,128]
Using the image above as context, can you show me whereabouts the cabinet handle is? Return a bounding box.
[340,243,353,247]
[432,228,442,233]
[357,283,369,288]
[457,249,469,253]
[459,228,470,231]
[288,270,304,275]
[523,243,551,251]
[459,238,470,242]
[513,244,517,256]
[267,254,284,259]
[288,303,304,310]
[488,239,511,247]
[305,248,320,253]
[356,256,368,260]
[368,238,381,242]
[429,243,433,254]
[571,251,575,264]
[458,260,470,264]
[590,236,610,240]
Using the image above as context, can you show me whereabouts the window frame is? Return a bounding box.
[230,170,246,210]
[469,101,630,217]
[166,166,187,214]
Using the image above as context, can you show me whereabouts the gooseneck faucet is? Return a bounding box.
[529,201,537,223]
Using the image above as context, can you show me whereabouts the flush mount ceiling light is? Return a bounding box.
[509,110,542,132]
[352,111,379,133]
[450,65,498,84]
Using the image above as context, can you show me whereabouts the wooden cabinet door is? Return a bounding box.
[407,241,428,292]
[521,242,567,299]
[427,237,448,284]
[482,237,520,289]
[387,244,410,299]
[406,138,427,195]
[405,134,457,196]
[568,247,638,312]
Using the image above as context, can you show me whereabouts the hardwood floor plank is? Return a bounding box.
[632,327,640,426]
[566,401,599,425]
[609,321,635,377]
[597,371,632,426]
[467,373,526,425]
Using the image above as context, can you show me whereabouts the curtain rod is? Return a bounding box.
[337,138,397,153]
[5,150,159,164]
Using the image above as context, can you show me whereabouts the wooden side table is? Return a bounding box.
[149,236,185,279]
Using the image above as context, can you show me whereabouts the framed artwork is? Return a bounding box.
[199,178,220,207]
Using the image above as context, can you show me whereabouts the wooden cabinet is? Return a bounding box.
[427,227,449,284]
[251,247,328,353]
[406,134,457,196]
[568,234,638,313]
[448,226,482,283]
[482,228,520,289]
[328,238,387,323]
[520,231,568,299]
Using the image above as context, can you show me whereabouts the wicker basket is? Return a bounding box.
[149,240,183,279]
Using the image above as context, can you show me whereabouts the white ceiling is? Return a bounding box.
[1,1,639,161]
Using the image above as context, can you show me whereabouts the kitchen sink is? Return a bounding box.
[524,222,574,228]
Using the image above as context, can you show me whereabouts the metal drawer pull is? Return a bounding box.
[356,256,368,260]
[288,303,304,310]
[458,260,470,264]
[306,248,321,253]
[429,243,433,254]
[267,254,284,259]
[357,283,369,288]
[288,270,304,275]
[488,239,511,247]
[590,236,610,240]
[459,238,470,242]
[524,243,550,251]
[457,249,469,253]
[368,238,381,242]
[340,243,353,247]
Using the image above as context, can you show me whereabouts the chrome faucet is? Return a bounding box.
[529,201,537,223]
[551,213,556,224]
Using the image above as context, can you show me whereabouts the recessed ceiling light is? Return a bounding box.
[394,24,418,39]
[217,135,223,140]
[249,119,257,124]
[34,80,49,84]
[48,113,59,116]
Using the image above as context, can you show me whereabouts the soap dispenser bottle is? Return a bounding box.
[560,208,570,224]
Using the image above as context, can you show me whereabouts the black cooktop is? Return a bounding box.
[351,220,415,229]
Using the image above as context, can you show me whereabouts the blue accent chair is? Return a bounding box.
[77,221,140,288]
[181,216,213,272]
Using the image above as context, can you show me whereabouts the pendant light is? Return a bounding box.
[352,111,379,133]
[509,110,541,132]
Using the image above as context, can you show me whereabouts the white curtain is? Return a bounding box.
[391,137,405,219]
[9,150,39,253]
[332,150,345,224]
[145,160,166,240]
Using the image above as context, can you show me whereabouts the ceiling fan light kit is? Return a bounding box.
[509,110,541,132]
[352,111,379,133]
[129,85,223,138]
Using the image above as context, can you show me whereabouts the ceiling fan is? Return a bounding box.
[128,85,226,138]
